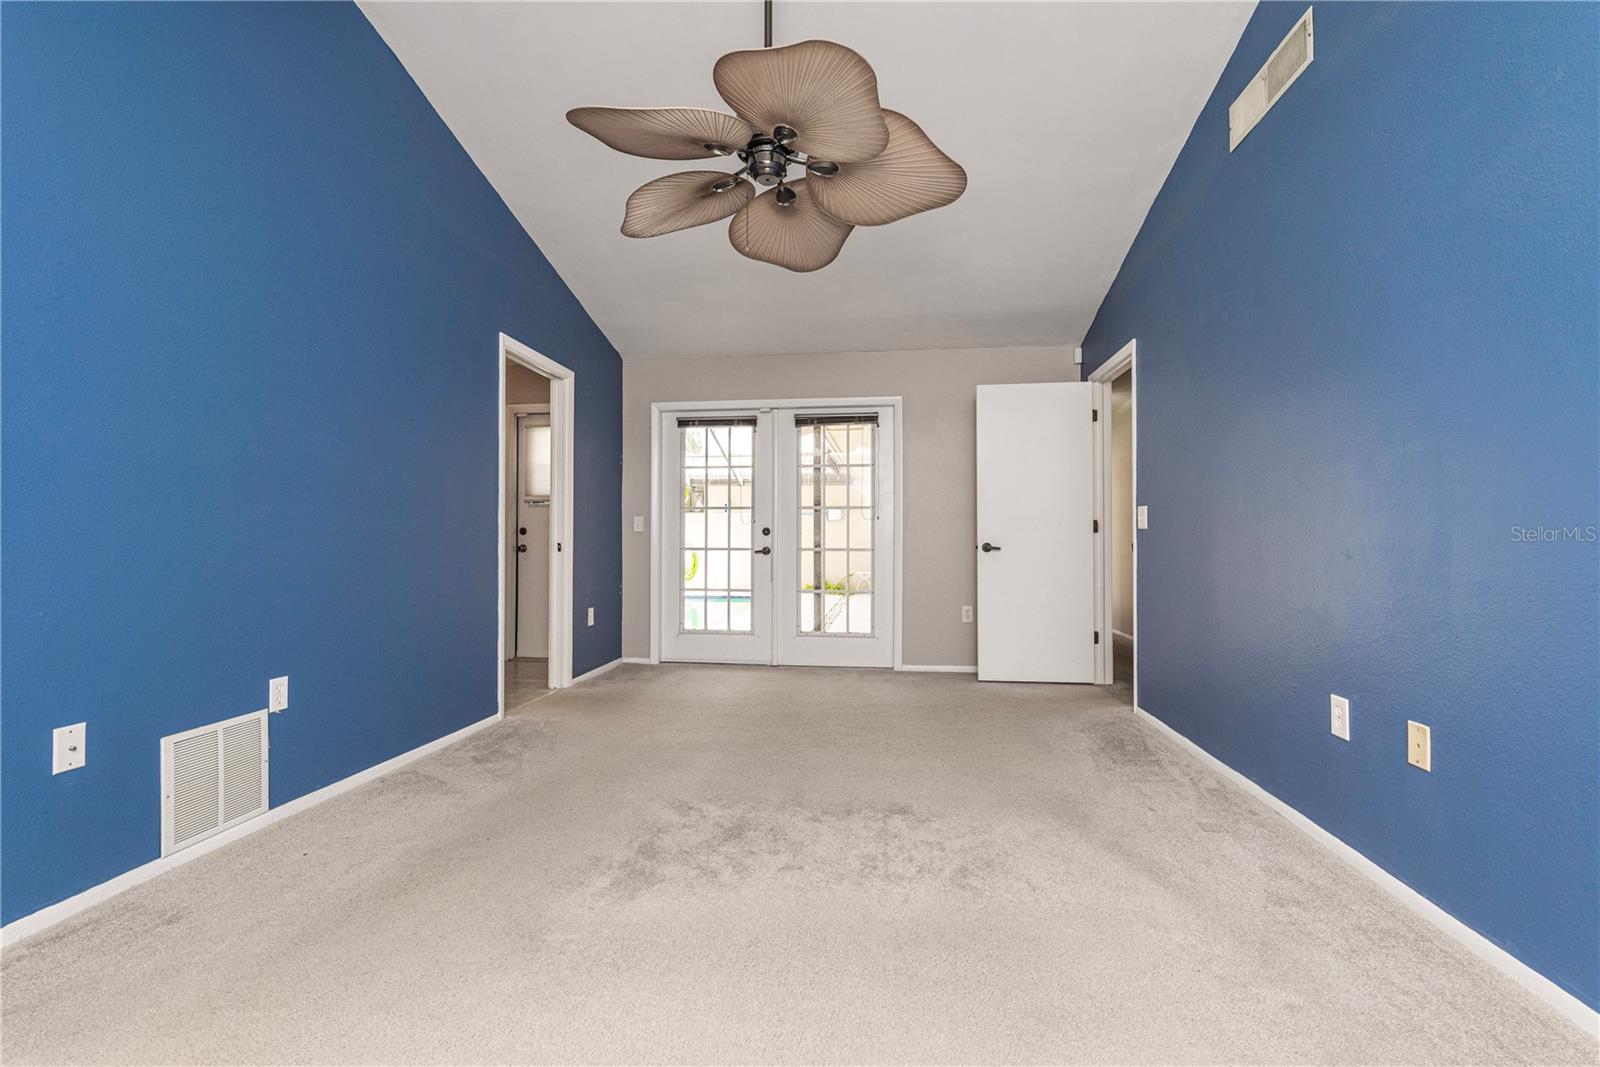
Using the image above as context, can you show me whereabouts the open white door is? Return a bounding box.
[976,383,1098,682]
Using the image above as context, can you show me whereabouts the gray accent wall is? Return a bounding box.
[622,346,1078,667]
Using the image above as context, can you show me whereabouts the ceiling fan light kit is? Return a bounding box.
[567,3,966,272]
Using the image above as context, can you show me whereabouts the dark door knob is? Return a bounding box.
[761,527,771,536]
[756,546,772,556]
[980,542,1001,553]
[517,544,528,553]
[519,526,527,536]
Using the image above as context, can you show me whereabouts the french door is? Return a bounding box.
[659,405,896,667]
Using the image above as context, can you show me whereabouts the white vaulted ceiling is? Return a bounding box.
[361,2,1253,359]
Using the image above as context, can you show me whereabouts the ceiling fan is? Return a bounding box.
[567,1,966,273]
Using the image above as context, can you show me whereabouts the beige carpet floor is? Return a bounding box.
[1,664,1592,1065]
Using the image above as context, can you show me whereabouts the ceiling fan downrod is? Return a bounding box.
[747,6,801,206]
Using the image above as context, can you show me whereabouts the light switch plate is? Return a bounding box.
[1137,505,1149,530]
[269,676,289,713]
[1407,721,1432,771]
[53,723,86,774]
[1329,694,1350,741]
[632,515,645,533]
[961,605,974,623]
[587,606,595,627]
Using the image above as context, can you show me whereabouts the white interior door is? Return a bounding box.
[774,408,895,668]
[514,415,550,658]
[976,383,1098,682]
[660,412,774,663]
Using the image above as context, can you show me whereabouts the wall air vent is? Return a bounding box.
[1229,8,1314,151]
[160,709,269,856]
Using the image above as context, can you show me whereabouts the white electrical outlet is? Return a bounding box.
[1329,694,1350,741]
[1137,505,1149,530]
[269,676,289,714]
[961,605,974,624]
[1407,721,1432,771]
[587,607,595,627]
[632,515,645,533]
[53,723,87,774]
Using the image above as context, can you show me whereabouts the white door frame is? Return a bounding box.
[649,396,905,670]
[1087,338,1137,702]
[498,333,575,711]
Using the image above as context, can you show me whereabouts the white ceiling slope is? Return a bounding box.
[362,2,1252,360]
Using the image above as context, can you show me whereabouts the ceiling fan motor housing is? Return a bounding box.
[743,136,790,187]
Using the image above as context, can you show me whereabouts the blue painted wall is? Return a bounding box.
[1083,3,1598,1008]
[2,2,623,924]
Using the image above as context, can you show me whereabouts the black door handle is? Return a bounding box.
[517,544,528,553]
[980,542,1001,553]
[755,546,772,556]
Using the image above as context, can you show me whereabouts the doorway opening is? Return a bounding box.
[1089,339,1137,706]
[499,334,575,713]
[649,398,902,669]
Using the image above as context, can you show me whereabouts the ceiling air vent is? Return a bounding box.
[1229,8,1314,151]
[161,709,269,856]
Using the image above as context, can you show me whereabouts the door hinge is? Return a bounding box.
[1092,519,1099,533]
[1092,408,1099,422]
[1094,630,1101,645]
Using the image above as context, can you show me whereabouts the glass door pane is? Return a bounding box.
[796,419,876,636]
[660,411,772,664]
[774,406,894,669]
[680,422,755,633]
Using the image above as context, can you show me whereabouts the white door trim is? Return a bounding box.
[1088,338,1137,701]
[649,396,904,670]
[498,333,575,708]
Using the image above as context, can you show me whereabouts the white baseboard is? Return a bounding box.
[1133,705,1599,1037]
[570,656,624,684]
[621,656,655,665]
[0,712,499,950]
[898,664,979,673]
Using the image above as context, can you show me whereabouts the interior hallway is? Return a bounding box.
[1,665,1588,1065]
[504,657,551,713]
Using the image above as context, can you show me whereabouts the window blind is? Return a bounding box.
[676,416,759,428]
[525,424,552,499]
[793,412,879,427]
